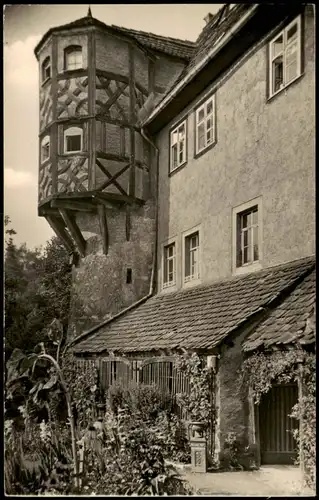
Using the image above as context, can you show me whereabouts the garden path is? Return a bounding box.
[181,465,315,497]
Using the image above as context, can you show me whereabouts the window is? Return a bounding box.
[232,197,262,274]
[163,243,176,288]
[237,207,259,267]
[126,268,132,284]
[184,231,200,282]
[41,135,50,163]
[170,120,187,172]
[64,46,83,71]
[64,126,83,153]
[269,16,301,97]
[42,56,51,82]
[195,94,215,154]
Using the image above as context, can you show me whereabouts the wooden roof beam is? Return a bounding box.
[51,199,96,212]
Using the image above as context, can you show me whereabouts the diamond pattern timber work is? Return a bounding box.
[96,75,130,121]
[39,85,53,131]
[57,157,89,193]
[57,77,89,118]
[39,161,53,201]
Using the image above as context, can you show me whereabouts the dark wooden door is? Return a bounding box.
[259,384,298,464]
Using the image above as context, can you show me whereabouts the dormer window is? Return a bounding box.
[64,126,83,153]
[64,46,83,71]
[42,57,51,83]
[41,135,50,163]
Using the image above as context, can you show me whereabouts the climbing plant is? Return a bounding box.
[174,353,213,424]
[241,348,316,488]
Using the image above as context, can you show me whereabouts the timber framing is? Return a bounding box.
[51,199,96,212]
[59,209,87,257]
[96,159,130,194]
[97,204,109,255]
[95,69,148,97]
[46,214,75,254]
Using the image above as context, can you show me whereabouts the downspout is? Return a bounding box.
[67,129,159,350]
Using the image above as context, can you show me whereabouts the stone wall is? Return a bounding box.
[67,200,156,340]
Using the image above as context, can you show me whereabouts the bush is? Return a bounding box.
[82,406,193,495]
[108,381,175,421]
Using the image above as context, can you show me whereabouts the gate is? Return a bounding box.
[259,384,298,464]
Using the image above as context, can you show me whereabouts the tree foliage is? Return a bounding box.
[4,215,72,360]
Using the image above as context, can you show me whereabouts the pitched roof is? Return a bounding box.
[243,269,316,352]
[34,15,196,61]
[73,256,315,356]
[175,4,250,86]
[151,4,251,110]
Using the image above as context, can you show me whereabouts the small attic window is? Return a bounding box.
[64,45,83,71]
[42,56,51,82]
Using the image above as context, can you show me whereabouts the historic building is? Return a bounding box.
[35,4,315,467]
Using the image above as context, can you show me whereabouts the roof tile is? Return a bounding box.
[243,268,316,351]
[73,256,315,355]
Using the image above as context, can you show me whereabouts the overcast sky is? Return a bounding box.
[4,3,223,249]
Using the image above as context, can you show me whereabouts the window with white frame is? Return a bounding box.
[163,242,176,288]
[64,46,83,70]
[184,231,200,282]
[269,16,301,97]
[64,126,83,153]
[42,57,51,82]
[41,135,50,163]
[236,206,259,267]
[195,94,215,154]
[170,120,186,172]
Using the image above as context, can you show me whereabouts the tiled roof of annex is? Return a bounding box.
[73,256,315,356]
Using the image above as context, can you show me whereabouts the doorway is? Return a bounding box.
[259,384,298,464]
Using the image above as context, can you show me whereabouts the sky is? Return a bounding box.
[4,3,223,249]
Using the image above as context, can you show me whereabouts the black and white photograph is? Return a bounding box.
[4,3,315,496]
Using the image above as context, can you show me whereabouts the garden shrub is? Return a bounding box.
[108,381,174,421]
[82,405,193,495]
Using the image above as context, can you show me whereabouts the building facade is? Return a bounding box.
[35,4,315,468]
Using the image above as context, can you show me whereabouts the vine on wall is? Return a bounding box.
[241,348,316,488]
[174,353,213,424]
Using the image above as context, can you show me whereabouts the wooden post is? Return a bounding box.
[59,209,86,257]
[97,204,109,255]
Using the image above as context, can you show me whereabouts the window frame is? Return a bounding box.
[268,15,302,99]
[182,226,201,287]
[41,56,51,83]
[40,135,50,164]
[169,118,187,174]
[63,126,83,154]
[194,93,216,156]
[162,241,176,289]
[64,45,83,71]
[232,197,263,276]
